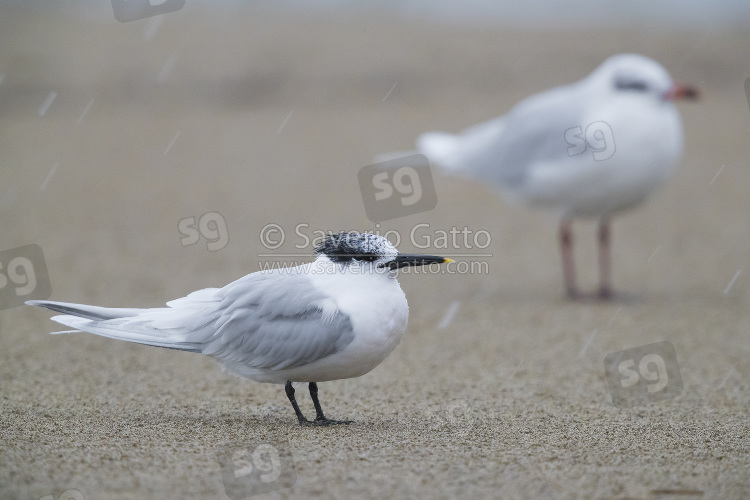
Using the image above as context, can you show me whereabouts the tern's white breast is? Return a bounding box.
[302,264,409,381]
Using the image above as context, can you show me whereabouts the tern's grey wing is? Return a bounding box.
[197,267,354,371]
[456,82,588,187]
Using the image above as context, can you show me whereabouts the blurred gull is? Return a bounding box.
[28,232,451,425]
[413,54,697,299]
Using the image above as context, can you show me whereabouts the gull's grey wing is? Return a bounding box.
[453,82,589,187]
[195,267,354,371]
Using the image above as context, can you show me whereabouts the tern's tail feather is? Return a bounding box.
[26,300,203,353]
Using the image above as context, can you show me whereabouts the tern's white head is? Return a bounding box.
[313,232,451,273]
[589,54,698,103]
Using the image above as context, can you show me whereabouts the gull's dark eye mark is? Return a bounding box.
[614,78,649,93]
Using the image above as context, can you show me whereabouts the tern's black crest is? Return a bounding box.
[314,232,396,264]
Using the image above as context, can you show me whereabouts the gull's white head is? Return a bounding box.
[590,54,698,103]
[313,232,451,273]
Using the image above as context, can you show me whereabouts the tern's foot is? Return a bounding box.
[299,417,353,426]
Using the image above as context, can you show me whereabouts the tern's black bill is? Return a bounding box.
[383,254,453,270]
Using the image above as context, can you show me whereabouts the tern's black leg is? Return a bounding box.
[309,382,327,421]
[285,381,352,426]
[308,382,352,426]
[285,380,310,425]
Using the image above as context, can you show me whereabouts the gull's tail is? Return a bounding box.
[416,132,464,174]
[373,133,466,178]
[417,132,459,169]
[26,299,205,352]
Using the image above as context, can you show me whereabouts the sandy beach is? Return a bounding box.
[1,4,749,499]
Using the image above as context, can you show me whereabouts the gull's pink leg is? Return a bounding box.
[598,218,613,299]
[559,219,578,299]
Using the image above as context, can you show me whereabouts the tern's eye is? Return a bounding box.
[614,78,649,93]
[357,254,379,263]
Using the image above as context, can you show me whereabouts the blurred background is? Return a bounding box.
[1,2,749,499]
